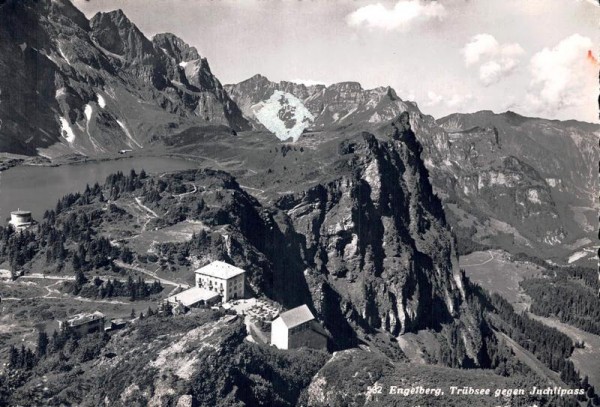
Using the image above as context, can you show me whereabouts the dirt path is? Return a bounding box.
[134,197,158,218]
[20,273,157,285]
[114,260,189,289]
[238,184,266,194]
[43,280,62,298]
[20,274,75,281]
[460,250,495,267]
[4,275,128,304]
[130,197,159,232]
[3,291,129,305]
[174,182,197,199]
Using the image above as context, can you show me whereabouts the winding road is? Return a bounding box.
[114,260,190,289]
[460,250,495,267]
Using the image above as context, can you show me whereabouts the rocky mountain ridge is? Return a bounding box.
[0,0,249,157]
[224,74,420,138]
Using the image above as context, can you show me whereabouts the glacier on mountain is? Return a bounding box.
[252,90,314,142]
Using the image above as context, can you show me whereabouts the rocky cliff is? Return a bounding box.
[267,116,485,363]
[0,0,249,157]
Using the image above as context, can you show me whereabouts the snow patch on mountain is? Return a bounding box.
[368,112,382,123]
[252,90,314,142]
[568,251,588,263]
[57,44,72,66]
[97,94,106,108]
[83,104,105,152]
[58,117,75,143]
[55,87,67,100]
[527,189,541,204]
[84,104,93,121]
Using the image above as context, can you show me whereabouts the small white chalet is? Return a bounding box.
[270,305,328,350]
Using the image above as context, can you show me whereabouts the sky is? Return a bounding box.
[73,0,599,122]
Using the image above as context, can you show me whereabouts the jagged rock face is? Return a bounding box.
[187,122,485,361]
[90,10,167,88]
[0,0,249,157]
[153,33,201,62]
[422,122,563,247]
[436,111,598,207]
[275,122,473,349]
[224,75,419,131]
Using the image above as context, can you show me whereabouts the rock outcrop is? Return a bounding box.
[268,116,484,363]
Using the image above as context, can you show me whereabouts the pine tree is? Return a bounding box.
[19,344,26,368]
[51,330,60,352]
[36,331,49,358]
[8,345,18,367]
[72,253,82,272]
[75,268,86,287]
[583,375,590,390]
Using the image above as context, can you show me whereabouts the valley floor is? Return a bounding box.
[459,250,543,312]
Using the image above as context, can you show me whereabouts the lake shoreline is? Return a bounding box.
[0,149,204,174]
[0,155,201,222]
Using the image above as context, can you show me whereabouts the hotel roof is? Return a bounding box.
[277,305,315,329]
[194,261,245,280]
[166,287,220,307]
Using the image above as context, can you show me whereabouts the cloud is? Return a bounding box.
[346,1,446,31]
[446,93,473,109]
[424,91,444,106]
[423,91,472,109]
[524,34,597,117]
[398,89,416,101]
[462,34,525,86]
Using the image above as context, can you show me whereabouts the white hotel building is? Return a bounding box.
[166,261,246,308]
[195,261,245,302]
